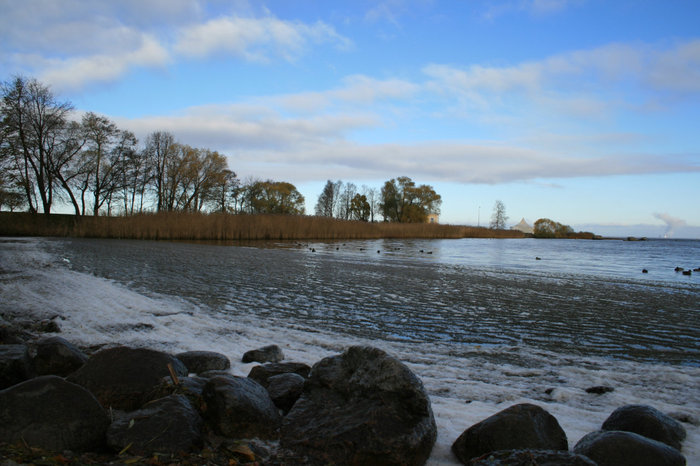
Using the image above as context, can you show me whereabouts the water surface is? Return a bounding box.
[54,237,700,365]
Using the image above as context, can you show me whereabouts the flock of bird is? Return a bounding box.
[671,266,699,276]
[302,244,434,255]
[299,243,698,276]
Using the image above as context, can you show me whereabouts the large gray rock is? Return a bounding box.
[0,375,109,451]
[242,344,285,363]
[150,375,209,401]
[602,404,687,450]
[202,375,281,440]
[30,336,88,377]
[176,350,231,374]
[280,346,437,466]
[468,449,597,465]
[247,361,311,388]
[452,403,568,464]
[0,344,32,388]
[67,346,188,411]
[267,372,305,413]
[107,394,203,455]
[574,430,686,466]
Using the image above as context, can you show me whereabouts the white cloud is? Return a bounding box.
[174,16,351,62]
[115,103,378,152]
[0,1,199,55]
[230,141,698,186]
[423,39,700,122]
[38,35,170,92]
[109,97,699,186]
[530,0,578,14]
[482,0,584,20]
[647,39,700,93]
[0,1,350,90]
[270,75,421,113]
[424,63,542,94]
[365,1,402,26]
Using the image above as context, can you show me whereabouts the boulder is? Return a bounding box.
[602,404,686,450]
[0,375,109,451]
[107,394,203,455]
[148,375,209,403]
[267,372,305,413]
[30,336,88,377]
[0,344,32,389]
[452,403,568,464]
[242,344,285,363]
[176,350,231,374]
[280,346,437,466]
[0,324,29,344]
[468,449,597,465]
[574,430,686,466]
[67,346,188,411]
[247,361,311,388]
[202,375,281,440]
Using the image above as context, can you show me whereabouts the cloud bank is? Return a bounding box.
[0,1,350,91]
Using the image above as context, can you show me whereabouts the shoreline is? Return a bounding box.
[0,211,602,241]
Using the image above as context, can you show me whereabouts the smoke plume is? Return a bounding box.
[653,212,686,238]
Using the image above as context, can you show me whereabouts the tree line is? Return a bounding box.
[314,177,442,223]
[0,76,305,216]
[0,78,595,235]
[2,76,450,224]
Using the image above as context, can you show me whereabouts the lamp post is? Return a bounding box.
[477,206,481,227]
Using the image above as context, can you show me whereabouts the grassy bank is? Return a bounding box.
[0,212,526,241]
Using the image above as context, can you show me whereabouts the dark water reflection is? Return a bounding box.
[54,237,700,365]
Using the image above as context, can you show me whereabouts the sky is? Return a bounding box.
[2,0,699,238]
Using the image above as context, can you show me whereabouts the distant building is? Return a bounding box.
[511,218,533,234]
[427,213,439,224]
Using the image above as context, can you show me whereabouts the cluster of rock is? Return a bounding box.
[0,323,692,465]
[452,403,688,465]
[0,330,437,465]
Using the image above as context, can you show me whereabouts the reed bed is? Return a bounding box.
[0,212,527,241]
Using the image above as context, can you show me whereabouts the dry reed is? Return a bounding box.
[0,212,527,241]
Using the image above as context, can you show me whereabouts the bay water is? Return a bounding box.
[1,237,698,463]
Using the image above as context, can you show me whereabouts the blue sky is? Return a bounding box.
[2,0,699,237]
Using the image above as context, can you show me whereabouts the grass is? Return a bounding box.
[0,212,527,241]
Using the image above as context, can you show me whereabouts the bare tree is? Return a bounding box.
[144,131,176,212]
[1,76,75,214]
[337,182,357,220]
[80,112,123,216]
[211,169,240,213]
[490,200,508,229]
[362,185,379,222]
[111,131,151,215]
[49,121,86,215]
[315,179,338,217]
[0,123,26,211]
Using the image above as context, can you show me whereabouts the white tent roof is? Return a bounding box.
[511,218,534,233]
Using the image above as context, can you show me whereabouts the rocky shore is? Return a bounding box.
[0,320,691,466]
